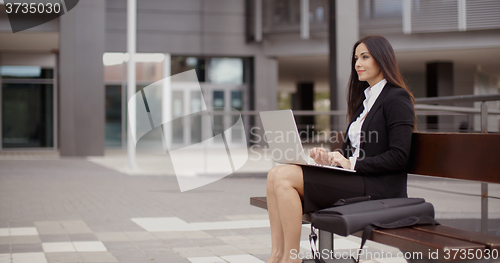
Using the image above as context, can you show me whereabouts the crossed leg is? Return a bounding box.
[266,164,304,263]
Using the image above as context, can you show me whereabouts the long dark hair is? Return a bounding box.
[347,35,415,126]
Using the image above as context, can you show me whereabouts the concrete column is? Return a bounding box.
[59,0,105,156]
[335,0,359,131]
[253,55,278,146]
[426,62,453,131]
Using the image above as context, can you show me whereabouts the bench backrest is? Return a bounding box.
[330,132,500,184]
[408,132,500,184]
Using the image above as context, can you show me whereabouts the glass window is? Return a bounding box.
[171,56,206,82]
[213,91,225,142]
[105,85,122,147]
[172,91,184,144]
[104,53,165,83]
[273,0,300,26]
[231,90,243,110]
[2,83,53,148]
[231,90,244,143]
[208,58,244,85]
[104,64,123,83]
[310,0,328,24]
[190,91,203,144]
[0,66,53,79]
[135,61,163,83]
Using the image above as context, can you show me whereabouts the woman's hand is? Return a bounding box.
[309,147,330,165]
[328,151,351,169]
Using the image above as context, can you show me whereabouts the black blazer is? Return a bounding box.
[342,82,415,199]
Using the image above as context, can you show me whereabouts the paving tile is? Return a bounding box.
[44,252,82,263]
[0,254,10,263]
[182,231,214,239]
[133,240,168,250]
[244,248,271,256]
[9,227,38,236]
[38,235,70,243]
[187,256,226,263]
[0,230,9,237]
[8,222,35,228]
[42,242,76,253]
[79,251,117,262]
[203,230,241,237]
[34,222,66,236]
[172,246,216,258]
[67,233,98,242]
[253,254,269,262]
[0,245,9,253]
[10,236,41,245]
[86,222,119,233]
[162,238,198,248]
[11,243,43,253]
[132,217,197,232]
[144,250,179,260]
[11,252,47,263]
[73,241,107,252]
[232,242,268,251]
[220,254,264,263]
[192,238,227,247]
[95,232,129,242]
[101,241,138,252]
[0,237,9,246]
[60,221,93,234]
[153,231,185,240]
[204,245,246,256]
[217,235,251,244]
[123,231,159,241]
[112,252,151,262]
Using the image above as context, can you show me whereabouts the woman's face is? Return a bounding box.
[354,43,384,87]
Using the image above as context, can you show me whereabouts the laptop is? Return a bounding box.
[259,109,355,173]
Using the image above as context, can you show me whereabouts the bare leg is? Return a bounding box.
[266,165,304,263]
[274,165,304,263]
[266,165,285,263]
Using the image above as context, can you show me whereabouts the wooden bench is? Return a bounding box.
[250,132,500,261]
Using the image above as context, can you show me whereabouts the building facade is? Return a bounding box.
[0,0,499,155]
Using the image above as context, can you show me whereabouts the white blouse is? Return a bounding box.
[347,79,387,170]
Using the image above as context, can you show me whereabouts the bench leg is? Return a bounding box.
[304,230,354,262]
[481,182,488,234]
[318,229,334,252]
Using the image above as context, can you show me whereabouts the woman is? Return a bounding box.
[265,35,415,263]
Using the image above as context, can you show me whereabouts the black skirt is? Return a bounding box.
[301,165,366,214]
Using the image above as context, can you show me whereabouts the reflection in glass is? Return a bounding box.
[273,0,300,26]
[191,91,203,143]
[0,66,53,79]
[105,85,122,147]
[172,91,184,144]
[208,58,244,85]
[2,83,53,148]
[213,91,225,142]
[171,56,206,82]
[310,0,328,24]
[231,90,243,143]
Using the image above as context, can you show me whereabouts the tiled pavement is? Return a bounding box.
[1,152,499,263]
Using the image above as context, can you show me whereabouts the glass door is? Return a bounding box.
[203,85,247,146]
[0,56,57,150]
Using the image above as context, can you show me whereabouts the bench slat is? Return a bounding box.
[408,133,500,184]
[361,228,486,261]
[251,197,496,261]
[413,225,500,250]
[250,196,267,210]
[251,197,312,223]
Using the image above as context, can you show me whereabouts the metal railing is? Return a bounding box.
[415,94,499,234]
